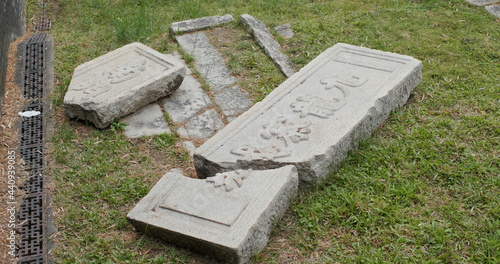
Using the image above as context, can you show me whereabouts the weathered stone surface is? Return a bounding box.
[63,42,186,128]
[122,103,170,138]
[465,0,498,6]
[274,24,294,39]
[178,109,225,140]
[127,165,298,264]
[170,14,235,34]
[485,4,500,18]
[176,32,237,91]
[183,141,196,157]
[214,86,253,118]
[194,43,422,185]
[240,14,296,77]
[162,75,211,123]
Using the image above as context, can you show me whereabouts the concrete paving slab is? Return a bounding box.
[64,42,186,128]
[176,32,237,91]
[214,86,253,118]
[162,75,211,123]
[170,14,235,34]
[240,14,296,77]
[274,24,294,39]
[465,0,498,6]
[485,4,500,18]
[183,109,225,140]
[127,165,298,264]
[194,43,422,185]
[122,103,170,138]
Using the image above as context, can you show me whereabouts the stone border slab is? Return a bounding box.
[64,42,186,128]
[194,43,422,186]
[170,14,235,35]
[127,165,298,264]
[240,14,296,77]
[464,0,499,6]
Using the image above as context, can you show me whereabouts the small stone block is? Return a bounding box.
[127,165,298,264]
[162,75,211,123]
[274,24,294,39]
[64,43,186,128]
[183,109,225,140]
[170,14,235,34]
[464,0,498,6]
[240,14,296,77]
[194,43,422,186]
[485,4,500,18]
[122,103,170,138]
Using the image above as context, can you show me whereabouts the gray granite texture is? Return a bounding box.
[170,14,235,34]
[176,32,237,92]
[465,0,498,6]
[127,165,298,264]
[63,43,186,128]
[240,14,296,77]
[274,24,294,39]
[122,103,170,138]
[194,43,422,186]
[177,109,225,140]
[213,86,253,118]
[485,4,500,17]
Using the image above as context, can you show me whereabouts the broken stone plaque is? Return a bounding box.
[177,109,225,140]
[64,42,186,128]
[122,103,170,138]
[127,165,298,264]
[170,14,235,35]
[214,86,253,118]
[485,4,500,18]
[240,14,296,77]
[194,43,422,185]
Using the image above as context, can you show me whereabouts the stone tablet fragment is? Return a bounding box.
[170,14,235,34]
[485,4,500,18]
[464,0,498,6]
[240,14,296,77]
[64,43,186,128]
[127,166,298,264]
[122,103,170,138]
[194,43,422,185]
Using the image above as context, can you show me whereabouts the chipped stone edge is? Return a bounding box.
[170,14,235,35]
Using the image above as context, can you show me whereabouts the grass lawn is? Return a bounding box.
[34,0,500,262]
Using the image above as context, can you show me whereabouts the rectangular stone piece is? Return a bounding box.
[64,43,186,128]
[170,14,235,34]
[194,43,422,186]
[127,166,298,264]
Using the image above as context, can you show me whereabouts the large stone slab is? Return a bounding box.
[64,43,186,128]
[122,103,170,138]
[162,75,211,123]
[240,14,296,77]
[194,43,422,185]
[176,32,237,92]
[177,109,225,140]
[214,86,253,118]
[485,4,500,18]
[170,14,235,35]
[464,0,498,6]
[127,165,298,264]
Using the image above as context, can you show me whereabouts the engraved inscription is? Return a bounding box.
[230,145,292,160]
[160,184,248,226]
[260,116,311,146]
[321,75,368,97]
[104,59,147,84]
[290,94,346,118]
[206,170,251,191]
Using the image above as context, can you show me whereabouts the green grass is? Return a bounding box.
[37,0,500,262]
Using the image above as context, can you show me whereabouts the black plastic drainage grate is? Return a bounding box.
[19,102,44,147]
[22,173,45,194]
[19,144,45,171]
[24,41,46,73]
[34,16,51,32]
[17,194,47,260]
[23,71,45,99]
[18,256,47,264]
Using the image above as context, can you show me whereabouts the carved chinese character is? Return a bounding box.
[230,145,292,160]
[290,94,346,118]
[320,74,368,97]
[260,116,311,146]
[206,170,251,191]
